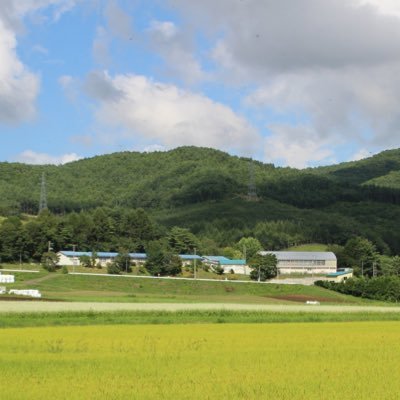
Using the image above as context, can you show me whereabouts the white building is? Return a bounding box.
[326,269,353,282]
[57,251,202,268]
[57,251,147,267]
[259,251,337,274]
[202,256,250,275]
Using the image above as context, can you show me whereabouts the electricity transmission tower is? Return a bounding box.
[39,172,48,213]
[247,160,258,201]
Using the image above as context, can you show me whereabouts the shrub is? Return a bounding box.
[315,276,400,302]
[107,263,121,275]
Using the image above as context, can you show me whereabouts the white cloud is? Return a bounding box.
[168,0,400,161]
[0,0,78,125]
[143,144,166,153]
[15,150,81,165]
[355,0,400,17]
[0,19,39,123]
[92,25,111,66]
[349,148,372,161]
[104,0,133,40]
[32,44,48,55]
[265,124,336,168]
[85,71,261,155]
[147,20,207,85]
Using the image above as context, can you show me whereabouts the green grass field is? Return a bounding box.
[1,322,400,399]
[5,271,379,304]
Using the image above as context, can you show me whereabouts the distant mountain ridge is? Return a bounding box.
[1,146,400,214]
[1,146,400,254]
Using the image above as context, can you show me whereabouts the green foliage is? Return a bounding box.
[341,237,379,276]
[41,251,59,272]
[1,146,400,259]
[378,255,400,276]
[61,266,68,274]
[236,237,262,261]
[113,251,132,273]
[221,246,242,259]
[315,276,400,302]
[145,240,182,276]
[214,265,224,275]
[107,263,121,275]
[167,227,199,253]
[80,252,99,269]
[254,221,304,250]
[249,254,278,281]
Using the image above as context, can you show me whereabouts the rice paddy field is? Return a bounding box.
[1,321,400,399]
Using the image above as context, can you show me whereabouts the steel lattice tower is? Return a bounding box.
[247,160,258,201]
[39,172,48,213]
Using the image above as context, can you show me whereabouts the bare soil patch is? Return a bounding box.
[0,296,63,302]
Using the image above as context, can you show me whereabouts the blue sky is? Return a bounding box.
[1,0,400,168]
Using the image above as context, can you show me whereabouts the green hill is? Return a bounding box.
[1,146,400,254]
[312,148,400,185]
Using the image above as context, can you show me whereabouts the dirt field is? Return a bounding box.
[1,301,400,313]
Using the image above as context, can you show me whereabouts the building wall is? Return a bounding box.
[327,272,353,283]
[277,259,337,274]
[221,265,251,275]
[58,253,79,266]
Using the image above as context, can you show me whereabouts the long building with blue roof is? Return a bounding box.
[57,251,202,268]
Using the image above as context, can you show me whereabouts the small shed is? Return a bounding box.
[326,269,353,283]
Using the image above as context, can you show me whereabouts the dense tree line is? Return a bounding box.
[0,146,400,258]
[315,277,400,302]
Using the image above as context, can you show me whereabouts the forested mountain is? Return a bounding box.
[1,146,400,255]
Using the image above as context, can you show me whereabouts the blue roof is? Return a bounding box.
[60,251,147,259]
[179,255,202,260]
[219,259,246,266]
[327,271,353,277]
[129,253,147,259]
[59,251,201,260]
[203,256,231,262]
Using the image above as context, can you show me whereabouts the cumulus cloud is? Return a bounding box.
[168,0,400,165]
[265,125,336,169]
[349,148,372,161]
[85,71,261,155]
[92,25,111,66]
[104,0,133,40]
[147,20,207,84]
[0,0,78,125]
[15,150,81,165]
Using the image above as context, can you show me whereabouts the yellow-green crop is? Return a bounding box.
[1,322,400,399]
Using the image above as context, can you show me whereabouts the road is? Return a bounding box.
[1,301,400,313]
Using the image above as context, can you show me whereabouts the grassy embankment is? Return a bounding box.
[1,322,400,399]
[4,270,379,304]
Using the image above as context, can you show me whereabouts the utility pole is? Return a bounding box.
[48,241,53,253]
[194,247,197,280]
